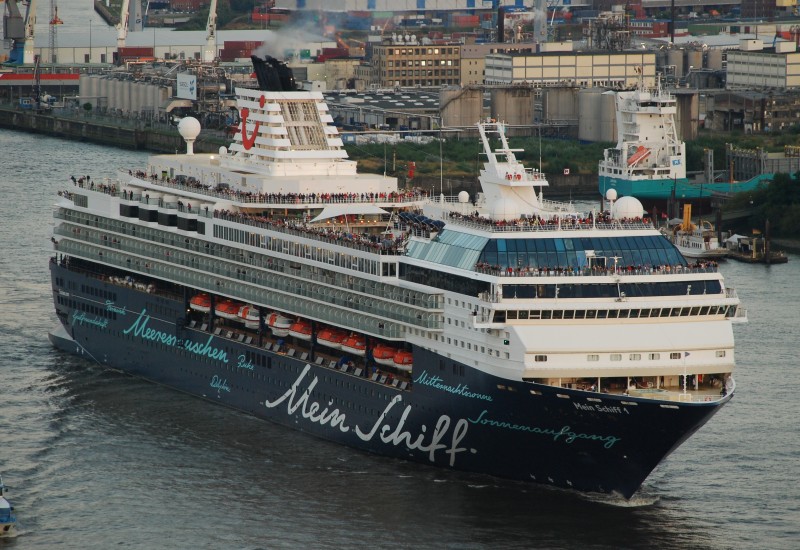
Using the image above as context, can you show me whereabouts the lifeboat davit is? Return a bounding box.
[372,344,399,366]
[267,312,292,337]
[237,305,260,329]
[393,350,413,372]
[215,299,242,320]
[340,334,367,356]
[189,293,211,313]
[288,319,312,341]
[317,327,347,350]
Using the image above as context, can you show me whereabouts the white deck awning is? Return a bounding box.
[310,204,390,223]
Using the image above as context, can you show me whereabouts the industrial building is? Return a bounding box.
[485,48,658,88]
[371,36,462,88]
[726,39,800,90]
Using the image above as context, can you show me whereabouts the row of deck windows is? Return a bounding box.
[496,304,735,322]
[215,224,389,277]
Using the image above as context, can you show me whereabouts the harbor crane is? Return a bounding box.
[48,0,63,63]
[21,0,38,64]
[202,0,218,63]
[117,0,131,49]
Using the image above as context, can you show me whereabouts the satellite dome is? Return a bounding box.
[177,117,201,140]
[605,188,618,202]
[458,190,470,203]
[611,196,645,220]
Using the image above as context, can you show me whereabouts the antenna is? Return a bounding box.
[439,122,444,196]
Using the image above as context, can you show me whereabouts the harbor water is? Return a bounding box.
[1,128,798,549]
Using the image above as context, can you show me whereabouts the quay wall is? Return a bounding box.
[0,105,225,154]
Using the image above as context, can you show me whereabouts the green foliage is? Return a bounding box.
[724,171,800,236]
[82,102,93,112]
[345,135,611,178]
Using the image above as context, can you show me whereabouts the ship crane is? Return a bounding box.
[202,0,218,63]
[117,0,131,49]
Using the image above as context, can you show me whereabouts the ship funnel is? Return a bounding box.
[251,55,297,92]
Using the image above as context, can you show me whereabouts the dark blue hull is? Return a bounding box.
[49,260,730,498]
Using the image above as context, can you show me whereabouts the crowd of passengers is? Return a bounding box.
[474,260,719,276]
[128,170,428,204]
[215,210,407,251]
[448,210,647,228]
[68,176,117,196]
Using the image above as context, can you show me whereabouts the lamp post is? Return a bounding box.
[89,20,92,63]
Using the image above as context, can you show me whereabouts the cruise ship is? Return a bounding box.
[50,55,745,499]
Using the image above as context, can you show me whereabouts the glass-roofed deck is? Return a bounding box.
[406,230,687,273]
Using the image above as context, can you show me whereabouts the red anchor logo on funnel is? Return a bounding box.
[240,95,266,150]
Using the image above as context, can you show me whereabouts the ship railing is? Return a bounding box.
[444,217,653,233]
[725,288,738,299]
[215,212,406,256]
[124,172,429,206]
[731,306,748,323]
[474,264,719,277]
[67,178,119,197]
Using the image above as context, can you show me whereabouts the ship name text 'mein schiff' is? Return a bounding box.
[50,54,746,499]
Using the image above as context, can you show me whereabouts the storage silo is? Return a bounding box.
[439,86,483,128]
[541,87,578,124]
[655,48,668,74]
[707,49,724,70]
[110,79,121,111]
[490,87,534,131]
[97,77,109,111]
[598,91,617,143]
[135,81,148,114]
[687,49,703,72]
[578,88,602,142]
[667,49,684,77]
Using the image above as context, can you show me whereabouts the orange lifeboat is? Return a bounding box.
[215,299,242,320]
[316,327,347,350]
[288,319,312,341]
[340,334,367,356]
[627,145,651,166]
[372,344,399,367]
[237,305,260,329]
[267,312,292,337]
[189,293,211,313]
[393,350,413,372]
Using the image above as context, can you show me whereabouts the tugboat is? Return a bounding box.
[0,476,16,537]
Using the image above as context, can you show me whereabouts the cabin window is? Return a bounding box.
[610,354,622,361]
[648,353,661,360]
[534,355,547,362]
[587,354,599,361]
[670,352,682,359]
[629,353,641,361]
[716,350,726,357]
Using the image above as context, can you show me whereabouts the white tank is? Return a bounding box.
[97,78,108,110]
